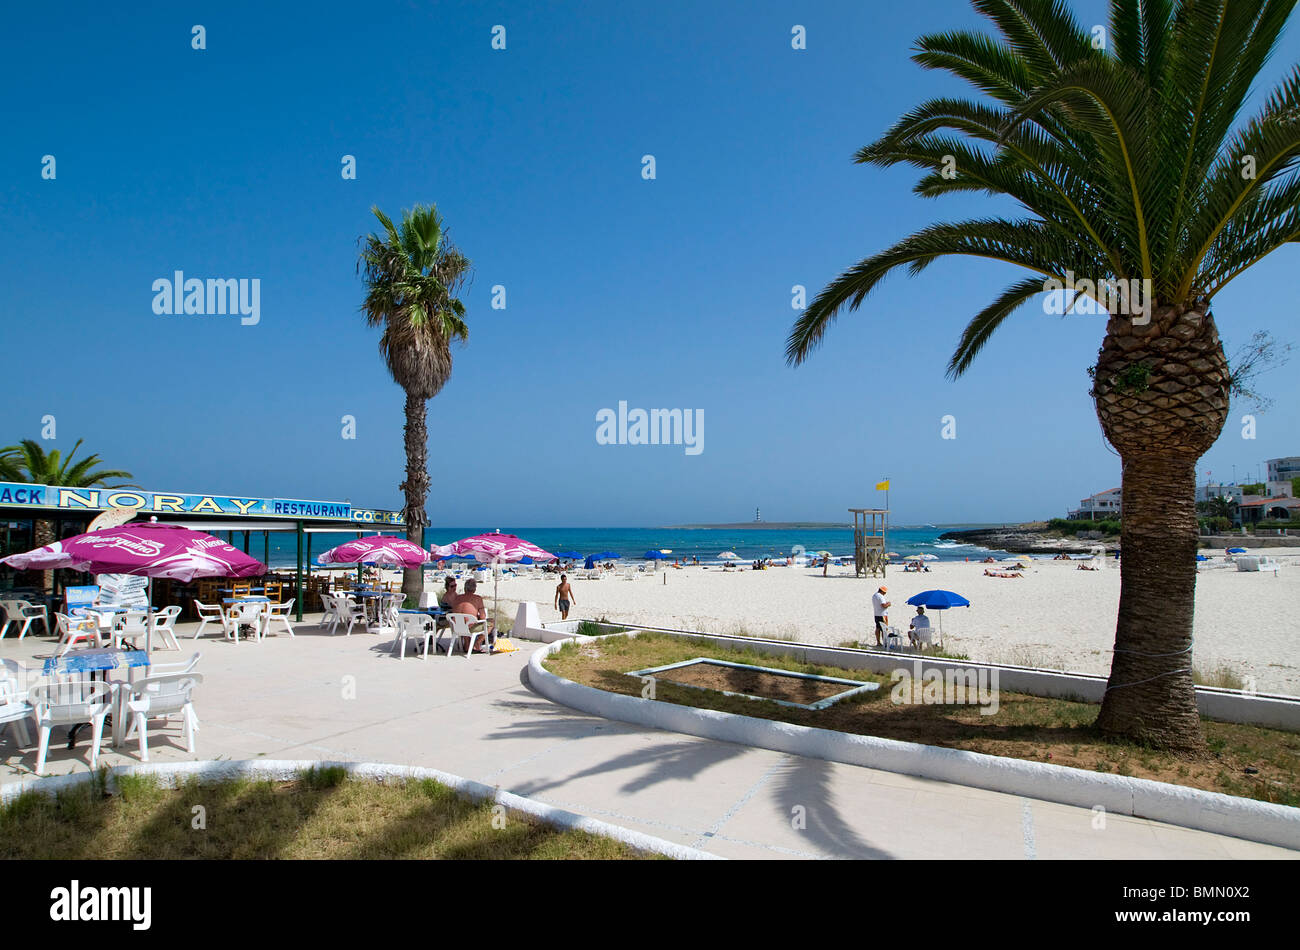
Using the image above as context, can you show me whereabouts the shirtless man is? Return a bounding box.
[554,574,575,620]
[450,578,493,653]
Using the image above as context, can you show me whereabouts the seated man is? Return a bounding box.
[908,606,932,648]
[449,578,493,652]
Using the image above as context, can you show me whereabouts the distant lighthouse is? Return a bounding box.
[755,507,762,523]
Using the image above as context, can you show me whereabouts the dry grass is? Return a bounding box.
[0,769,660,860]
[545,633,1300,807]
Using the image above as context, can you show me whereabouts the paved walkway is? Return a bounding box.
[1,617,1294,859]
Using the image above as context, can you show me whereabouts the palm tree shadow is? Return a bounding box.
[769,756,896,859]
[484,702,751,799]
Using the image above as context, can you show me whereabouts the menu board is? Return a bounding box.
[95,574,150,608]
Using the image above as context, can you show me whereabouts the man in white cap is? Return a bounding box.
[871,585,891,646]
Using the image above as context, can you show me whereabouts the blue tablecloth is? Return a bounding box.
[43,649,150,676]
[223,596,270,604]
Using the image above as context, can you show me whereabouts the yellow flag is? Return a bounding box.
[876,479,890,491]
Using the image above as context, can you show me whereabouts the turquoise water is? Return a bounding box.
[249,525,1010,569]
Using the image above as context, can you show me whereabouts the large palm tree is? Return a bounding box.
[359,205,472,602]
[787,0,1299,751]
[2,439,135,591]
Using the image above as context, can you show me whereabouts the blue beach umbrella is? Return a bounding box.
[556,551,582,560]
[1196,554,1208,562]
[904,589,971,642]
[592,551,620,560]
[1227,547,1247,554]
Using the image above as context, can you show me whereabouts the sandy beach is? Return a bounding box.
[462,553,1300,697]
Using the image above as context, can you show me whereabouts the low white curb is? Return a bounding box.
[529,639,1300,851]
[0,759,720,861]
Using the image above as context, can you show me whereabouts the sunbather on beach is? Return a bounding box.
[554,574,575,620]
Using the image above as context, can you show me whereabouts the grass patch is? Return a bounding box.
[1193,663,1247,691]
[575,617,629,637]
[0,774,662,860]
[545,633,1300,807]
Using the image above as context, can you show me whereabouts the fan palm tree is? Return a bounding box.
[2,439,135,591]
[786,0,1299,751]
[359,205,472,601]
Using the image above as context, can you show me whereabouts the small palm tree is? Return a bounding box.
[359,205,472,601]
[786,0,1299,751]
[2,439,135,591]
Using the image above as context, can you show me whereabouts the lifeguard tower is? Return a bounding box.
[849,508,888,578]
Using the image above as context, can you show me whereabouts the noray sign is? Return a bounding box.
[0,482,403,525]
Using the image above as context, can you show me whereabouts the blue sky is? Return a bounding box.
[2,0,1297,526]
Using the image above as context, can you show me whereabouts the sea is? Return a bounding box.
[258,525,1012,570]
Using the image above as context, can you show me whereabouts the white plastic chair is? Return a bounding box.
[909,620,934,649]
[884,625,904,651]
[1,600,48,640]
[121,673,203,762]
[223,602,266,643]
[115,609,151,650]
[148,651,201,676]
[55,612,101,656]
[394,613,433,659]
[320,593,342,633]
[0,666,32,747]
[29,679,114,775]
[148,606,182,651]
[193,600,225,639]
[444,613,488,659]
[337,596,367,636]
[264,599,296,638]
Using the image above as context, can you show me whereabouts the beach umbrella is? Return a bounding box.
[642,550,668,559]
[1,522,265,655]
[904,589,971,643]
[591,551,620,560]
[908,553,939,561]
[1227,547,1247,554]
[442,532,557,622]
[555,551,582,560]
[316,537,430,631]
[317,536,429,569]
[718,551,740,561]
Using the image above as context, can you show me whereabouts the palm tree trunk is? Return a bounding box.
[1095,452,1204,751]
[1092,305,1229,753]
[401,391,431,603]
[33,518,55,594]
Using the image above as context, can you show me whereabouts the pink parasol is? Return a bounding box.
[1,522,265,582]
[317,536,429,569]
[1,522,266,655]
[435,533,555,566]
[433,533,556,624]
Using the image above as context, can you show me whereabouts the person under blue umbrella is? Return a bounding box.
[903,589,970,648]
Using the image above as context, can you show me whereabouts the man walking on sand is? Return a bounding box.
[871,585,891,646]
[554,573,575,620]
